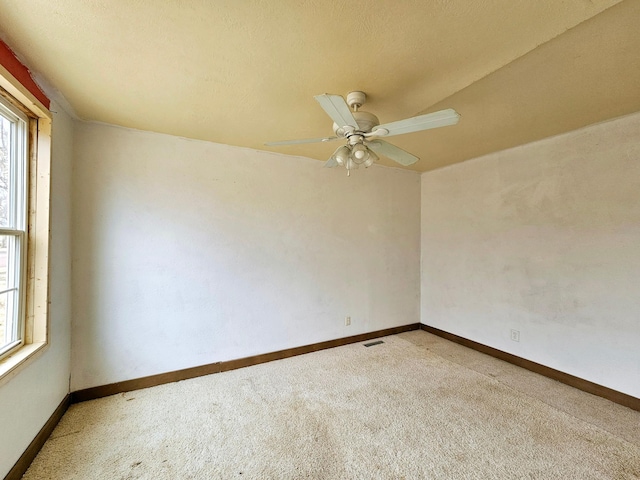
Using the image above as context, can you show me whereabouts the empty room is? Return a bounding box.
[0,1,639,478]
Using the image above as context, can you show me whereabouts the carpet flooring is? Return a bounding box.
[22,331,640,479]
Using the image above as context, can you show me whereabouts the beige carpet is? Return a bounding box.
[23,331,640,479]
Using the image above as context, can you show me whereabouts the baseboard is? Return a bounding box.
[4,394,71,480]
[71,360,223,403]
[420,324,640,411]
[72,323,420,403]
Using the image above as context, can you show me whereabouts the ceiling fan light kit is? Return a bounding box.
[330,142,379,175]
[266,91,460,176]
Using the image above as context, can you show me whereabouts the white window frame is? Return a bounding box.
[0,96,29,360]
[0,64,52,382]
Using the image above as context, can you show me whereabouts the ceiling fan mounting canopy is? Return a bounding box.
[346,91,366,109]
[265,90,460,176]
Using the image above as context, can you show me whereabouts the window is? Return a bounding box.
[0,69,51,379]
[0,96,28,359]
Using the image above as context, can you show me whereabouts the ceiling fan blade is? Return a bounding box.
[373,108,460,137]
[314,94,358,129]
[367,140,419,166]
[324,157,338,168]
[265,136,337,146]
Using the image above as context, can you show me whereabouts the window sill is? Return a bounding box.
[0,341,47,385]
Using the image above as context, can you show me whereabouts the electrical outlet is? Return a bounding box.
[510,329,520,342]
[345,316,351,326]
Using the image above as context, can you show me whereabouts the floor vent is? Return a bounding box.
[364,340,384,347]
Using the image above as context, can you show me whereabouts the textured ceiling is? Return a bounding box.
[0,0,638,172]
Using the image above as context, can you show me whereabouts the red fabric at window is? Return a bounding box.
[0,40,50,110]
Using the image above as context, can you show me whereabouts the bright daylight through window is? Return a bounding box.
[0,95,28,359]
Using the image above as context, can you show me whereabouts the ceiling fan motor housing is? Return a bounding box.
[333,111,380,136]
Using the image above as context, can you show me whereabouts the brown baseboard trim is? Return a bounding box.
[72,323,420,403]
[71,360,223,403]
[218,323,419,373]
[420,324,640,411]
[5,394,71,480]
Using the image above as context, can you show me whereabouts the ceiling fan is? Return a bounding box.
[266,91,460,175]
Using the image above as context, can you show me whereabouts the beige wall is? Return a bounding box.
[0,104,73,479]
[71,122,421,391]
[421,112,640,397]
